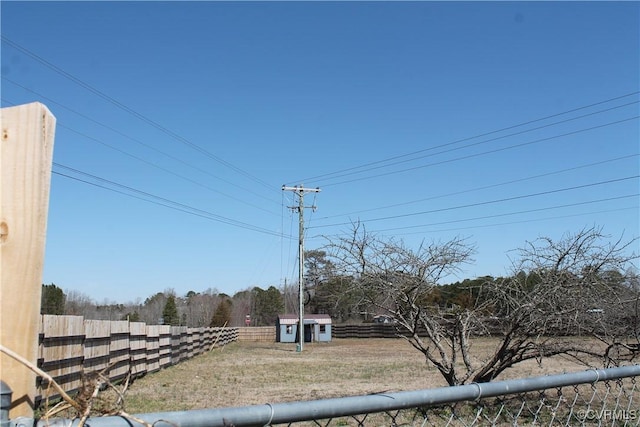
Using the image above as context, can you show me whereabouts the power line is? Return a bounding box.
[4,36,635,251]
[1,79,282,206]
[1,35,276,192]
[55,123,280,216]
[52,164,290,239]
[306,198,638,241]
[318,116,640,187]
[1,96,279,214]
[371,194,639,234]
[309,101,639,186]
[308,176,639,229]
[317,154,639,220]
[291,91,639,184]
[388,206,640,238]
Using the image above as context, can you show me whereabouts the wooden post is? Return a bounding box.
[0,102,56,417]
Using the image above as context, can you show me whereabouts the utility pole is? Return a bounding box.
[282,184,320,352]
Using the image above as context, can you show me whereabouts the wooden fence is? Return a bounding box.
[332,318,562,339]
[36,315,238,404]
[237,324,402,341]
[237,326,276,342]
[40,321,427,404]
[237,325,399,341]
[332,322,501,338]
[233,325,398,341]
[332,323,402,339]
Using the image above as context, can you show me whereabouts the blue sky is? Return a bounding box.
[2,1,638,303]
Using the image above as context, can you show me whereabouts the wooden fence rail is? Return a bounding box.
[36,315,238,405]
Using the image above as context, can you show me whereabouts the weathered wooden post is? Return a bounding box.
[0,102,56,418]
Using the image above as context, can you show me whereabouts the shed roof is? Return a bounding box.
[277,314,332,325]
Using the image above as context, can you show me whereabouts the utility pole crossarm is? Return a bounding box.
[282,184,321,352]
[281,185,321,195]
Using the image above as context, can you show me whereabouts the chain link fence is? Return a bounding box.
[5,365,640,426]
[295,378,639,426]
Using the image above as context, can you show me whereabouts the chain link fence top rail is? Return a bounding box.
[8,364,638,427]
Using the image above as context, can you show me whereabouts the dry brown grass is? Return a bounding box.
[117,337,606,414]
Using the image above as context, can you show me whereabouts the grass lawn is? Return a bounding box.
[117,338,603,414]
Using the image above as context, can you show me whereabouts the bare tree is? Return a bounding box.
[230,289,253,327]
[65,290,97,317]
[477,226,640,382]
[184,289,220,327]
[325,222,478,385]
[138,292,168,324]
[325,223,639,386]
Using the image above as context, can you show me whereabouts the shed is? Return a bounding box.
[276,314,332,343]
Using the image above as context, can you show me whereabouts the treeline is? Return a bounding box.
[40,276,503,328]
[40,284,286,328]
[39,275,504,328]
[41,268,639,329]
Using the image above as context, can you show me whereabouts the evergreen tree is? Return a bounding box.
[41,283,66,315]
[252,286,284,326]
[210,299,232,327]
[162,295,180,325]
